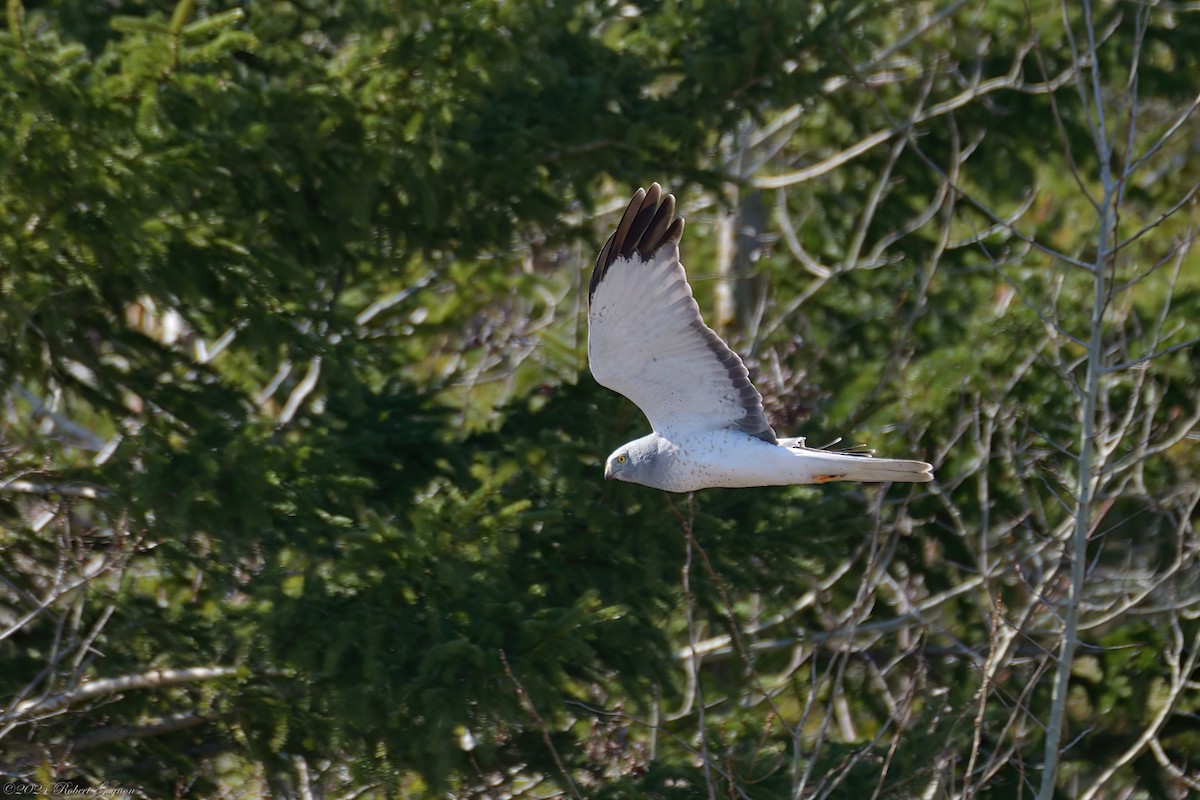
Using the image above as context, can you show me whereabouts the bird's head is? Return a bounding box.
[604,449,632,481]
[603,435,662,485]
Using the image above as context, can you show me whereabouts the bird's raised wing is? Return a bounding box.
[588,184,776,443]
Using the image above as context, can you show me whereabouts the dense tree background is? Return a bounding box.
[2,1,1198,798]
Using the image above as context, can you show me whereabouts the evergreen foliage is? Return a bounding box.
[2,1,1198,798]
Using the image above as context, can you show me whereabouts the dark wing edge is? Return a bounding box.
[690,320,776,443]
[588,184,777,444]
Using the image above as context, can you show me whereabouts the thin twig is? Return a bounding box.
[498,649,584,800]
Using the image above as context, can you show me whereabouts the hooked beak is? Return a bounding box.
[604,464,615,480]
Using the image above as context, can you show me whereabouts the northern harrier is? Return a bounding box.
[588,184,934,492]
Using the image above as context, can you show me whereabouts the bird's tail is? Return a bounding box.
[784,439,934,484]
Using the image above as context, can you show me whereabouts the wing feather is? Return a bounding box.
[588,184,776,443]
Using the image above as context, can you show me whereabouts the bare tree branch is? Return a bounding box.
[0,666,243,725]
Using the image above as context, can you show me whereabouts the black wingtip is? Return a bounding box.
[589,184,686,304]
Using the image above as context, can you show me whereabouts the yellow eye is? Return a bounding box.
[616,455,627,464]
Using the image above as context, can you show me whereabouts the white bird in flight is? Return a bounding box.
[588,183,934,492]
